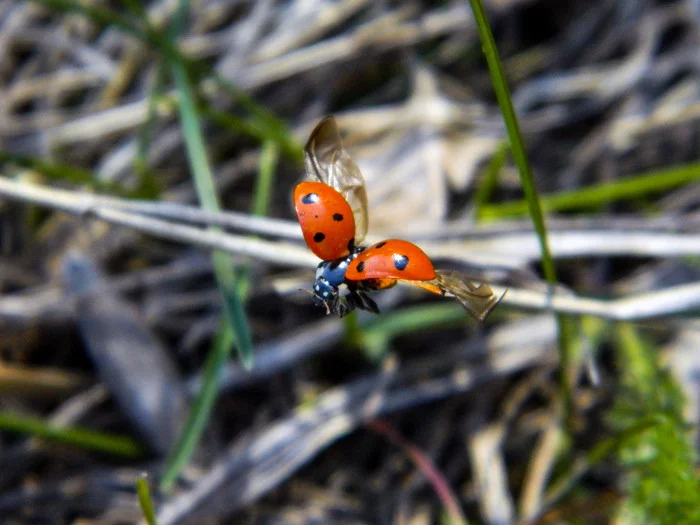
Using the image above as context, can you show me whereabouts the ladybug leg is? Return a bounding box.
[335,295,355,318]
[331,289,379,317]
[353,290,380,314]
[321,299,332,315]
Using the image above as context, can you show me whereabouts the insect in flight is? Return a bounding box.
[294,116,505,320]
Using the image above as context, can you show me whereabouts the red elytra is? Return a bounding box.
[294,181,356,261]
[345,239,436,282]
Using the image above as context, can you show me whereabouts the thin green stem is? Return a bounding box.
[0,151,126,194]
[252,141,280,217]
[160,0,252,493]
[480,161,700,219]
[474,140,509,218]
[137,477,159,525]
[466,0,574,416]
[0,411,146,457]
[160,325,233,492]
[358,304,470,361]
[134,63,168,198]
[236,139,280,299]
[168,27,252,364]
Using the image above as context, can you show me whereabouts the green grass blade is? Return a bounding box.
[342,311,364,351]
[120,0,146,17]
[466,0,575,416]
[0,151,91,183]
[134,62,168,199]
[35,0,148,41]
[359,304,469,361]
[159,1,253,492]
[479,161,700,219]
[168,0,190,41]
[364,304,467,336]
[252,140,280,217]
[168,36,253,367]
[201,75,303,162]
[160,325,233,492]
[466,0,557,290]
[0,411,146,457]
[0,151,128,194]
[199,103,302,163]
[474,140,509,218]
[236,140,280,298]
[136,476,158,525]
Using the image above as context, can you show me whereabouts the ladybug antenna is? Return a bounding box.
[297,288,332,315]
[297,287,316,298]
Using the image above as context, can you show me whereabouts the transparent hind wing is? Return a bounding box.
[304,116,369,243]
[406,270,505,322]
[435,270,505,321]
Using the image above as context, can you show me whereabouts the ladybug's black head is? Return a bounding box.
[305,248,379,317]
[311,258,351,316]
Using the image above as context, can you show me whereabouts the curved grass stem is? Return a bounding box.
[466,0,575,418]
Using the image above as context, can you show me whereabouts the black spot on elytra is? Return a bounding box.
[301,193,319,204]
[356,261,365,272]
[393,254,409,271]
[333,213,344,221]
[314,232,325,243]
[375,241,386,248]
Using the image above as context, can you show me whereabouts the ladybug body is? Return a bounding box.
[310,247,380,317]
[295,117,504,320]
[293,181,355,261]
[346,239,436,282]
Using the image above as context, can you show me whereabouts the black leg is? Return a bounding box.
[355,291,380,314]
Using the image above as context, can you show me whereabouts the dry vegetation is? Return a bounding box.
[1,0,700,524]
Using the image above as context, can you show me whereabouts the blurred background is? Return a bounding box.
[1,0,700,523]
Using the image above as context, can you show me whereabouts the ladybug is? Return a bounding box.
[294,116,504,320]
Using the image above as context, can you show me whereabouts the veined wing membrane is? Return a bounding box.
[304,116,369,243]
[405,270,505,322]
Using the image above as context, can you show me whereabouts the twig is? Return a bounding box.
[0,176,316,267]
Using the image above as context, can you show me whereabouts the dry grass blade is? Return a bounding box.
[467,424,514,525]
[0,175,316,267]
